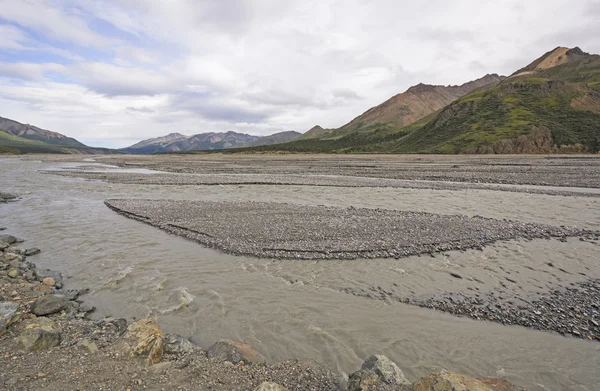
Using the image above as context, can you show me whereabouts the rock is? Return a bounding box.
[25,248,41,256]
[164,333,196,354]
[149,361,172,374]
[117,318,165,364]
[347,370,388,391]
[78,303,95,314]
[97,317,128,334]
[32,283,52,296]
[43,277,56,287]
[77,338,99,354]
[207,339,266,365]
[414,370,494,391]
[254,382,289,391]
[15,318,62,351]
[0,235,18,245]
[23,270,36,282]
[7,268,20,278]
[360,355,411,385]
[0,302,20,336]
[31,295,69,316]
[36,269,63,286]
[64,289,80,301]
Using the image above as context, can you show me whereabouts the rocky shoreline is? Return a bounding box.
[1,218,524,389]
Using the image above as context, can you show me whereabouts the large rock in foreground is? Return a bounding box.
[207,339,266,365]
[31,295,69,316]
[348,355,411,391]
[116,318,164,364]
[15,318,62,351]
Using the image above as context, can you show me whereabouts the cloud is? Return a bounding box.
[0,0,598,148]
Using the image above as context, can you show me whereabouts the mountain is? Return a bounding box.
[227,46,600,154]
[249,131,301,146]
[122,131,261,154]
[325,73,505,139]
[0,116,85,147]
[0,116,117,154]
[298,125,329,140]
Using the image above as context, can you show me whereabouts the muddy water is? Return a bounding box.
[1,157,599,391]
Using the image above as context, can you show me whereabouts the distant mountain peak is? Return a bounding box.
[511,46,593,77]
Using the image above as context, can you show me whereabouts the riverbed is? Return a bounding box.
[1,155,599,391]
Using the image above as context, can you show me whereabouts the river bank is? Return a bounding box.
[1,222,524,390]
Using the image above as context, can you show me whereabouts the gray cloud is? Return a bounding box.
[126,106,155,113]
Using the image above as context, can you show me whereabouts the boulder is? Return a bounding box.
[25,248,41,256]
[0,302,20,336]
[164,333,196,354]
[7,268,20,278]
[15,318,62,351]
[207,339,266,365]
[254,382,289,391]
[117,318,164,364]
[361,355,411,385]
[414,370,494,391]
[0,235,18,245]
[31,295,69,316]
[347,370,384,391]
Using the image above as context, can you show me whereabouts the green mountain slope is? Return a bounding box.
[0,129,117,154]
[223,46,600,154]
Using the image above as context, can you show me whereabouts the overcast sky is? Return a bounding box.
[0,0,599,148]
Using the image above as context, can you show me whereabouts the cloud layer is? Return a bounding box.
[0,0,598,147]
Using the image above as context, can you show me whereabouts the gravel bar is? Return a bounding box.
[104,199,599,260]
[410,279,600,342]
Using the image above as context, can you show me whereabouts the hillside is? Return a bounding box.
[0,129,116,154]
[249,131,301,146]
[0,116,85,147]
[225,46,600,154]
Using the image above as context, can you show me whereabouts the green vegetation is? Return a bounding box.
[0,130,118,154]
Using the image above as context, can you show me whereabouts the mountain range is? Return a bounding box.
[230,46,600,154]
[121,130,302,154]
[2,46,599,155]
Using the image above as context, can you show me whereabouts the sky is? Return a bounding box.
[0,0,599,148]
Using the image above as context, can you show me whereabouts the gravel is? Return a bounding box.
[45,170,600,198]
[104,199,598,260]
[410,279,600,342]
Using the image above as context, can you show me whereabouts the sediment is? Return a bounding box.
[104,199,599,260]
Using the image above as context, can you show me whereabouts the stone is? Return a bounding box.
[361,355,411,385]
[25,248,41,256]
[347,370,382,391]
[0,302,20,336]
[164,333,196,354]
[42,277,56,287]
[77,338,99,354]
[117,318,165,364]
[32,283,52,296]
[0,235,18,245]
[149,361,172,374]
[414,370,494,391]
[15,318,62,351]
[23,270,37,282]
[36,269,63,285]
[207,339,266,365]
[31,295,69,316]
[7,268,20,278]
[253,382,289,391]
